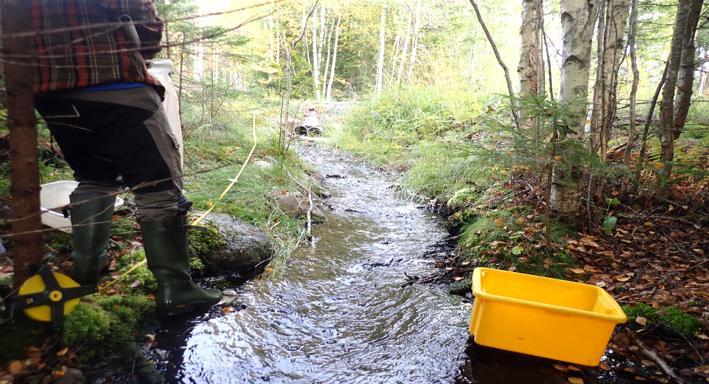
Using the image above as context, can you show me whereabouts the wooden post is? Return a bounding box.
[2,0,44,287]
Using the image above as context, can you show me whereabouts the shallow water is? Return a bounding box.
[151,142,583,384]
[157,143,469,383]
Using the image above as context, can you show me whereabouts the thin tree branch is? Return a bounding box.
[468,0,521,130]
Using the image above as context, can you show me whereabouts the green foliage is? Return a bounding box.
[344,86,482,146]
[62,303,112,353]
[116,249,157,292]
[623,303,701,338]
[602,216,618,235]
[111,214,139,240]
[62,294,155,362]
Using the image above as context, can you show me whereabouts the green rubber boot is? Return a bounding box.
[69,193,116,285]
[140,215,222,316]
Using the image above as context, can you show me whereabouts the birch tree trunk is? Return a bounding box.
[407,0,422,82]
[549,0,599,215]
[375,6,387,96]
[321,19,335,98]
[2,0,44,287]
[311,6,321,100]
[396,8,413,86]
[326,16,342,102]
[591,0,630,159]
[658,0,691,198]
[624,0,639,168]
[673,0,704,139]
[390,9,404,80]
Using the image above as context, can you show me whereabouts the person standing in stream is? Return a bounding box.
[29,0,222,315]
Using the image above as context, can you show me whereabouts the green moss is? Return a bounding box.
[112,214,139,240]
[62,303,112,358]
[447,188,480,210]
[62,294,155,362]
[116,249,157,292]
[188,222,226,264]
[623,303,701,338]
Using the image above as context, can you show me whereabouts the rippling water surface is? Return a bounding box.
[155,142,471,383]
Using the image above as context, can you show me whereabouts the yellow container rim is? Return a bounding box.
[472,267,627,323]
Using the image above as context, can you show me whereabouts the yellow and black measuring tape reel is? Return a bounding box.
[12,268,95,329]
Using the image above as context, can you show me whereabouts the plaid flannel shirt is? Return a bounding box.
[31,0,164,95]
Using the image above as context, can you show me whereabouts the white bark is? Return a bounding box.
[326,15,342,102]
[518,0,543,97]
[311,6,321,100]
[550,0,600,215]
[321,19,335,98]
[396,7,413,86]
[375,6,387,96]
[407,0,421,81]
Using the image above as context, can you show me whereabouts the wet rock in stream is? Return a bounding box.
[191,213,275,275]
[272,190,326,219]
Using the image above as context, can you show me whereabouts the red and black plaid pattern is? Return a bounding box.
[31,0,164,94]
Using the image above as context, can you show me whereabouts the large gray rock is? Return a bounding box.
[190,213,275,275]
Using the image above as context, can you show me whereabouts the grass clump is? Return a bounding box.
[623,303,701,338]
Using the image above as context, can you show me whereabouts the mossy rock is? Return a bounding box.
[190,213,275,276]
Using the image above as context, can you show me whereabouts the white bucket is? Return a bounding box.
[40,181,124,233]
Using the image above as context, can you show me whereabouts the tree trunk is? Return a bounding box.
[633,63,667,192]
[658,0,691,198]
[311,6,321,100]
[321,18,335,98]
[673,0,704,139]
[591,0,630,159]
[518,0,543,98]
[549,0,599,215]
[2,0,44,287]
[407,0,422,82]
[326,16,342,102]
[624,0,639,168]
[375,6,387,96]
[396,7,413,86]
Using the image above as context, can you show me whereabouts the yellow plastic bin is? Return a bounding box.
[469,267,626,366]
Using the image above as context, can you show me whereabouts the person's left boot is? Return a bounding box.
[69,193,116,285]
[139,215,222,316]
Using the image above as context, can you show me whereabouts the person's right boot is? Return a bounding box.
[69,193,116,285]
[140,215,222,316]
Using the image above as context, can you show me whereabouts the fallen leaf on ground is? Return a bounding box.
[56,347,69,357]
[568,377,584,384]
[635,316,647,326]
[8,360,23,374]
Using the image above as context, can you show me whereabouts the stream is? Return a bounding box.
[151,141,573,383]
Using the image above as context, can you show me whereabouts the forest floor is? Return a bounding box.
[437,177,708,384]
